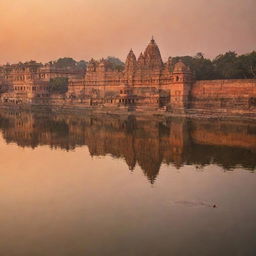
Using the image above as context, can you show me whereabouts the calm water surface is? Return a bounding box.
[0,109,256,256]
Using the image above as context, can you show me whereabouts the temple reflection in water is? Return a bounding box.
[0,109,255,183]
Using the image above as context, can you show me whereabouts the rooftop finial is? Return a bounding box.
[151,36,155,43]
[129,48,134,55]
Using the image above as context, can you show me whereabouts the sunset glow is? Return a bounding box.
[1,0,255,64]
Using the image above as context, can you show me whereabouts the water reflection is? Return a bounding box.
[0,109,255,183]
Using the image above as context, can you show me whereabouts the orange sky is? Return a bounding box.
[0,0,255,64]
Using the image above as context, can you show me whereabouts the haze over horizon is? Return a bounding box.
[0,0,255,64]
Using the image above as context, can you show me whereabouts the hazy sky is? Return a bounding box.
[0,0,255,64]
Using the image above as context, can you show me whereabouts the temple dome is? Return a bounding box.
[173,60,189,72]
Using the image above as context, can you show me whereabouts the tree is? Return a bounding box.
[170,55,215,80]
[213,51,242,79]
[77,60,87,70]
[170,50,256,80]
[53,57,77,69]
[49,77,68,94]
[237,51,256,78]
[106,56,125,71]
[195,52,204,59]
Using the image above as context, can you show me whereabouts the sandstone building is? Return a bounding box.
[1,38,256,114]
[67,37,194,112]
[0,61,82,104]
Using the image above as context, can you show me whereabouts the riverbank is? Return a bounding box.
[0,103,255,122]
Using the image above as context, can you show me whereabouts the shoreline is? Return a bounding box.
[0,103,255,122]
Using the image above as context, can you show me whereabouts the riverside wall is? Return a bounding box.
[190,79,256,113]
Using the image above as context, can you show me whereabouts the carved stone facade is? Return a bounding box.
[67,38,256,113]
[1,38,256,114]
[0,62,83,104]
[67,38,193,111]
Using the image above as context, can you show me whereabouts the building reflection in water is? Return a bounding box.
[0,109,255,183]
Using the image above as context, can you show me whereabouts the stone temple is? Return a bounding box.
[68,37,193,112]
[0,38,256,114]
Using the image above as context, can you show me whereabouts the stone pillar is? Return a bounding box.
[170,60,193,113]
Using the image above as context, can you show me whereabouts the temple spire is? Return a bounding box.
[143,37,163,70]
[125,48,137,72]
[137,52,145,67]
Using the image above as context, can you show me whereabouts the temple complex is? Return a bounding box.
[0,61,82,104]
[0,38,256,114]
[67,37,193,112]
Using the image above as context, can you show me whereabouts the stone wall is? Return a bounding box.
[191,79,256,112]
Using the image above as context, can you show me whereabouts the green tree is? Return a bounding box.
[77,60,87,70]
[49,77,68,94]
[213,51,242,79]
[106,56,125,71]
[53,57,77,69]
[237,51,256,78]
[170,55,215,80]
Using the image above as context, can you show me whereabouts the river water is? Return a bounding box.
[0,109,255,256]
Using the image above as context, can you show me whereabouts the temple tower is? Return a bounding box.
[137,53,145,70]
[143,37,163,71]
[170,60,193,112]
[124,49,137,86]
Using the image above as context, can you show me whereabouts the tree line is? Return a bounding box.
[5,51,255,81]
[171,51,256,80]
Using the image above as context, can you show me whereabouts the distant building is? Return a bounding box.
[1,38,256,113]
[67,38,193,112]
[0,61,83,104]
